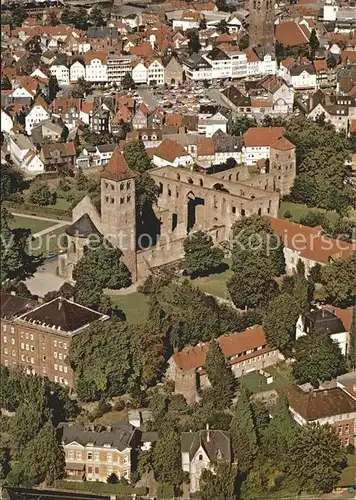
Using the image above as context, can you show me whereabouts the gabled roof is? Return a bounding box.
[58,422,136,450]
[206,47,229,61]
[181,430,231,462]
[101,146,136,182]
[271,136,295,151]
[154,138,188,163]
[66,214,101,238]
[17,297,107,335]
[276,20,310,47]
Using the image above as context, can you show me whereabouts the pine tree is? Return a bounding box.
[348,307,356,369]
[230,389,258,472]
[205,340,235,408]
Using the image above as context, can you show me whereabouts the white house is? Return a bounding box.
[132,62,148,85]
[242,126,285,165]
[227,16,243,33]
[22,150,45,175]
[9,86,35,103]
[85,53,108,82]
[153,138,193,168]
[172,10,200,31]
[296,308,349,356]
[50,61,70,87]
[25,97,50,135]
[245,50,261,77]
[70,60,86,83]
[1,110,13,134]
[204,47,231,80]
[147,59,165,86]
[259,53,277,76]
[9,134,36,166]
[183,54,213,81]
[181,428,232,493]
[30,68,49,81]
[290,65,317,90]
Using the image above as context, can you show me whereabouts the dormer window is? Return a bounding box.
[199,454,203,460]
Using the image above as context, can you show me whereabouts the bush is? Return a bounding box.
[284,210,292,219]
[2,201,71,219]
[157,483,175,499]
[98,399,112,414]
[113,398,125,411]
[54,480,147,497]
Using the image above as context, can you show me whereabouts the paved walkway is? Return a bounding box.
[32,221,69,238]
[11,212,68,224]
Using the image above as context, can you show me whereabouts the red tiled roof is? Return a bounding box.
[251,99,273,108]
[280,57,296,69]
[154,138,188,163]
[323,305,355,332]
[101,147,136,182]
[243,127,285,147]
[313,59,328,72]
[165,113,183,128]
[276,21,310,47]
[271,136,295,151]
[350,120,356,134]
[173,325,268,371]
[244,49,260,63]
[197,137,215,156]
[268,217,355,263]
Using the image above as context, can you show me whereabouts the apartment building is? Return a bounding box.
[85,52,108,82]
[285,385,356,447]
[147,59,165,86]
[59,422,139,481]
[107,54,134,84]
[0,294,108,388]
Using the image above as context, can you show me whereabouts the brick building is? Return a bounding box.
[284,385,356,446]
[0,294,108,388]
[166,326,283,403]
[58,422,139,482]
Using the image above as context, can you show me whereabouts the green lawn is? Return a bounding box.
[192,260,233,299]
[278,201,338,224]
[240,366,292,394]
[109,292,150,323]
[338,455,356,488]
[9,216,55,234]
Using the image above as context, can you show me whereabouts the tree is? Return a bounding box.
[216,0,229,11]
[200,461,237,500]
[288,423,346,493]
[238,33,249,51]
[1,75,11,91]
[28,182,56,206]
[275,40,285,59]
[217,19,228,34]
[262,393,295,470]
[309,29,320,59]
[73,237,131,291]
[263,293,299,354]
[348,308,356,369]
[230,389,258,472]
[227,256,279,309]
[22,420,65,486]
[153,425,183,486]
[89,6,105,26]
[72,77,92,98]
[231,116,257,136]
[199,16,207,30]
[204,340,235,408]
[11,6,28,27]
[187,30,201,55]
[0,207,42,285]
[121,72,135,90]
[300,211,333,233]
[123,140,151,173]
[320,254,356,308]
[107,472,119,483]
[0,446,10,480]
[183,230,224,277]
[293,329,346,387]
[0,161,24,201]
[44,282,75,302]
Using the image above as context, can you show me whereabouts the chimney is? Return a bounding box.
[206,423,210,442]
[10,291,16,296]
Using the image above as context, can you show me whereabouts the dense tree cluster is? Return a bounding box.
[1,367,76,486]
[320,254,356,308]
[183,230,224,277]
[227,216,285,309]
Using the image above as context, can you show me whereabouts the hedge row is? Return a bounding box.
[3,201,72,220]
[54,480,148,497]
[35,172,60,181]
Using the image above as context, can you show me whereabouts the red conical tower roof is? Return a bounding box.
[101,147,136,182]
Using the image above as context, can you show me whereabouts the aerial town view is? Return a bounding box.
[0,0,355,497]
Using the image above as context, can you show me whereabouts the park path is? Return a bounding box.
[32,221,69,238]
[11,212,69,224]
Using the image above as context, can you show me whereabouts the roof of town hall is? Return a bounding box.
[101,146,137,182]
